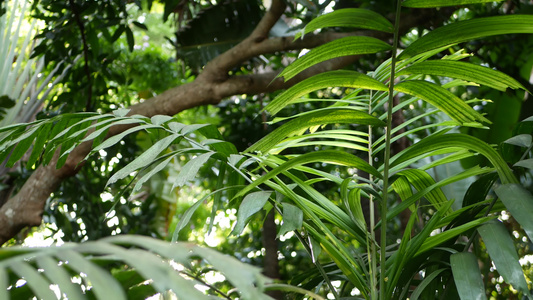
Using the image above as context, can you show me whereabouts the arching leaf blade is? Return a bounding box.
[235,150,381,199]
[398,60,528,92]
[279,36,391,81]
[245,108,385,154]
[56,249,127,300]
[36,256,85,300]
[295,8,393,40]
[9,261,57,300]
[450,252,487,300]
[266,70,387,116]
[399,15,533,59]
[391,133,517,184]
[403,0,503,8]
[395,80,490,124]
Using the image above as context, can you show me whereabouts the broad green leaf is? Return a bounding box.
[265,70,387,116]
[400,15,533,59]
[36,256,85,300]
[395,80,490,124]
[451,252,487,300]
[245,108,385,154]
[462,172,498,208]
[496,184,533,242]
[232,191,272,235]
[391,133,517,184]
[107,134,179,186]
[514,158,533,169]
[503,134,532,147]
[181,123,208,134]
[173,151,214,188]
[113,108,130,117]
[398,60,527,92]
[168,122,185,133]
[295,8,393,40]
[150,115,173,125]
[403,0,503,8]
[279,36,391,81]
[9,261,57,300]
[0,268,7,300]
[478,221,530,294]
[278,203,303,237]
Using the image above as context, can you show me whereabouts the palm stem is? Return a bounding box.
[380,0,402,298]
[368,92,378,299]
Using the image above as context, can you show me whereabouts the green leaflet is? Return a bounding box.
[232,191,272,236]
[265,70,387,116]
[395,80,490,124]
[450,252,487,300]
[504,134,532,148]
[173,151,214,188]
[478,221,531,296]
[245,108,385,154]
[235,150,381,199]
[515,158,533,169]
[391,133,517,184]
[279,36,391,81]
[397,60,528,92]
[106,134,180,186]
[294,8,393,40]
[403,0,503,8]
[278,203,303,237]
[399,15,533,59]
[496,184,533,242]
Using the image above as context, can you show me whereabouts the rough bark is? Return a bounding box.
[0,1,454,245]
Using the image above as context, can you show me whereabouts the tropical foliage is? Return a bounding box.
[0,0,533,299]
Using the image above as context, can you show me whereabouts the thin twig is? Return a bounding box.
[69,0,92,111]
